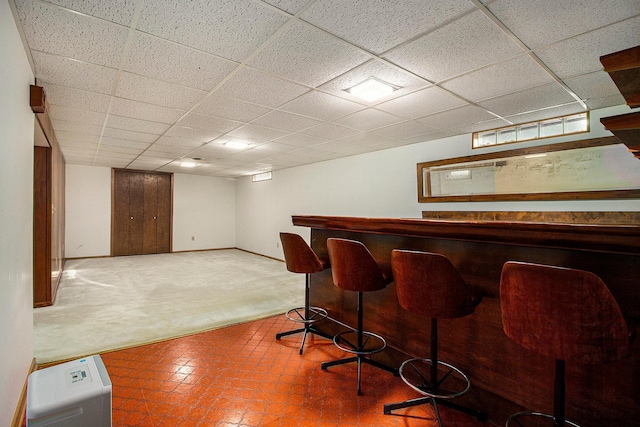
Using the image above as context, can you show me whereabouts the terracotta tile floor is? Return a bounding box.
[100,315,494,426]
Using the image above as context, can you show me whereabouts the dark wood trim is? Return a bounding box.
[11,358,37,427]
[422,210,640,225]
[600,45,640,108]
[292,215,640,255]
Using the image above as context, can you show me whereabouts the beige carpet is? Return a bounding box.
[33,249,303,364]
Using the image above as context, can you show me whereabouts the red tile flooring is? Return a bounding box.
[96,315,494,426]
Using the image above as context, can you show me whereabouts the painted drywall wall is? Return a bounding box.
[65,167,238,257]
[65,165,112,258]
[235,105,640,259]
[0,0,35,421]
[173,173,236,251]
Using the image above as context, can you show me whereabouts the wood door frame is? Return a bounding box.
[111,169,174,256]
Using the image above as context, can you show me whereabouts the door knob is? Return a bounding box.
[153,216,157,220]
[130,216,134,220]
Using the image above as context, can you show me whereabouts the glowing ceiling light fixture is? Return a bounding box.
[347,77,397,102]
[180,161,197,168]
[224,140,249,149]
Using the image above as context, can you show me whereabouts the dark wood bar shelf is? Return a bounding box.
[293,215,640,427]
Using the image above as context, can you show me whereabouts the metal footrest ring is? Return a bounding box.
[506,411,580,427]
[399,358,470,400]
[333,330,387,356]
[284,306,328,324]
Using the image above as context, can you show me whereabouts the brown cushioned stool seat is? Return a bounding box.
[500,261,636,427]
[321,238,398,395]
[384,250,486,426]
[275,232,333,354]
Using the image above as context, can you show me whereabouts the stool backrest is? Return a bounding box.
[280,233,328,274]
[500,261,631,363]
[327,238,389,292]
[391,250,478,319]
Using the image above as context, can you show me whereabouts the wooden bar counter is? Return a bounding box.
[292,215,640,427]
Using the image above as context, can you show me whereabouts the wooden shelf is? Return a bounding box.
[600,45,640,157]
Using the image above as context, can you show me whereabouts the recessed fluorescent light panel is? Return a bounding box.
[252,171,272,182]
[180,161,197,168]
[347,77,396,102]
[224,141,249,149]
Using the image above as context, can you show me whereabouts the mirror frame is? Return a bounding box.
[417,136,640,202]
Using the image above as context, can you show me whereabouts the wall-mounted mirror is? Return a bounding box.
[417,137,640,202]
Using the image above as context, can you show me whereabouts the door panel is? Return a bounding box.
[143,173,158,254]
[156,174,172,253]
[112,171,131,256]
[128,172,145,255]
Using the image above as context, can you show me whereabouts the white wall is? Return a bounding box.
[65,167,237,257]
[0,0,35,421]
[65,165,112,258]
[236,105,640,259]
[173,173,236,251]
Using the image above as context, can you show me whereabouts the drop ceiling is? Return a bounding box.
[11,0,640,178]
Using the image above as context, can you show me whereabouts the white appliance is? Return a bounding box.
[26,355,112,427]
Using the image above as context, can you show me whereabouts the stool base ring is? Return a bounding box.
[399,358,471,400]
[506,411,580,427]
[333,330,387,356]
[284,306,328,324]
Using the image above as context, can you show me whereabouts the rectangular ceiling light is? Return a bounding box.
[224,141,249,149]
[252,171,272,182]
[347,78,396,102]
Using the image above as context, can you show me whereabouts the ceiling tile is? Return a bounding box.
[280,90,363,121]
[165,126,221,143]
[417,105,498,131]
[116,72,207,110]
[32,51,118,94]
[300,0,475,54]
[124,33,239,91]
[215,67,310,108]
[177,113,243,134]
[128,156,173,169]
[44,0,138,26]
[440,55,555,102]
[110,98,186,124]
[102,127,159,143]
[478,82,578,117]
[564,71,623,104]
[194,94,272,122]
[503,102,585,125]
[105,115,171,134]
[16,0,129,68]
[261,0,310,15]
[373,120,441,139]
[334,109,405,132]
[376,86,468,119]
[583,93,626,110]
[300,122,361,140]
[53,120,103,135]
[251,111,322,133]
[334,132,394,147]
[534,16,640,78]
[152,136,206,150]
[55,131,100,143]
[383,10,524,83]
[100,137,150,150]
[486,0,640,49]
[49,105,106,126]
[248,21,371,87]
[272,133,329,148]
[228,124,289,142]
[41,84,111,113]
[136,0,289,62]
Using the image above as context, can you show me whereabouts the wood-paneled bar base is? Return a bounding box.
[292,215,640,427]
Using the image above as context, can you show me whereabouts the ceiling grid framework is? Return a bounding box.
[10,0,640,177]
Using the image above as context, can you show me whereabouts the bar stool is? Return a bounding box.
[500,261,636,427]
[383,250,485,426]
[275,232,333,354]
[321,238,398,395]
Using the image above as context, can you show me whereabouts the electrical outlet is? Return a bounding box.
[276,242,280,248]
[191,236,195,241]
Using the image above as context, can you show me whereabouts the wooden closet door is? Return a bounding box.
[113,169,172,256]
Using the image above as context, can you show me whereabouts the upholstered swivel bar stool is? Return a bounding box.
[321,238,398,395]
[500,261,636,427]
[275,232,333,354]
[383,250,484,426]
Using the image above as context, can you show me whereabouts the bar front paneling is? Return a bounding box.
[293,215,640,427]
